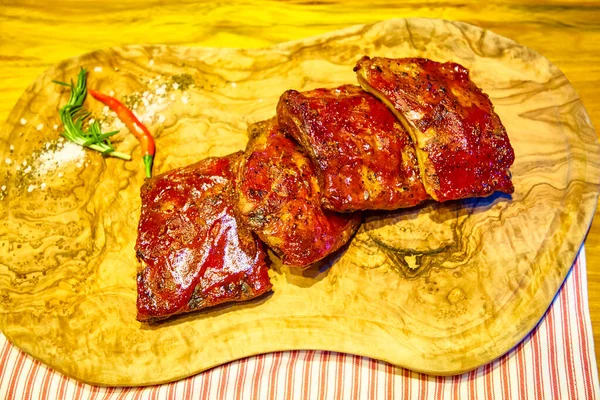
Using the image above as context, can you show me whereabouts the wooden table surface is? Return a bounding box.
[1,0,599,371]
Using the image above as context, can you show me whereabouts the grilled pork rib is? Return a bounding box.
[236,118,362,267]
[135,153,272,322]
[277,84,428,212]
[354,57,515,202]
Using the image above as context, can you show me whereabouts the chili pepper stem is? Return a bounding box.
[143,155,154,179]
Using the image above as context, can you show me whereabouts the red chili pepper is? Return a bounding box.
[88,89,155,178]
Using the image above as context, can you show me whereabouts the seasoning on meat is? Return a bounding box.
[135,153,272,322]
[277,84,428,212]
[354,57,515,202]
[235,118,362,267]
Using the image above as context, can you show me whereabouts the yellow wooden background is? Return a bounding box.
[1,0,599,371]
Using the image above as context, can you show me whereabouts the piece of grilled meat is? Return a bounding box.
[135,153,272,322]
[236,118,362,267]
[277,84,428,212]
[354,57,515,202]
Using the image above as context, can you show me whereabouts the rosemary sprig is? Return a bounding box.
[53,68,131,160]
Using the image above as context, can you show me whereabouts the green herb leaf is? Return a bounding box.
[54,68,131,161]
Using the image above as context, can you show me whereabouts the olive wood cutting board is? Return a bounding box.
[0,18,598,386]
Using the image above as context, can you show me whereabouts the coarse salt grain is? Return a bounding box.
[40,182,46,190]
[5,158,11,165]
[181,96,189,104]
[58,172,64,178]
[23,166,31,174]
[142,101,168,124]
[53,124,59,130]
[36,123,44,131]
[109,90,115,97]
[148,59,154,66]
[27,185,35,193]
[20,118,27,125]
[158,114,166,123]
[1,185,5,191]
[9,145,14,152]
[172,83,179,90]
[231,82,237,88]
[94,66,103,72]
[37,141,86,176]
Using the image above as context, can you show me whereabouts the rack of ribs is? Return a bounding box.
[277,84,428,212]
[354,56,515,202]
[236,118,362,267]
[135,153,272,322]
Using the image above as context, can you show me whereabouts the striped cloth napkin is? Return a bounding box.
[1,250,598,399]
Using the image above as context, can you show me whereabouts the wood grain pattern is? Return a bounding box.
[2,0,600,370]
[0,18,598,385]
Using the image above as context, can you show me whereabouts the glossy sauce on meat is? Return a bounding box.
[135,153,272,322]
[236,119,361,267]
[355,57,515,202]
[277,84,428,212]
